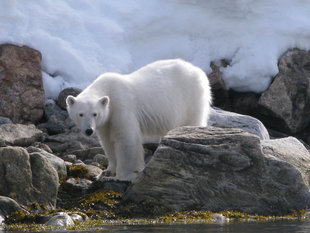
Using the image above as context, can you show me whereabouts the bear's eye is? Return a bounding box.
[79,113,84,117]
[93,113,97,117]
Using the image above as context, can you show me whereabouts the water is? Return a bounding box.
[3,220,310,233]
[86,221,310,233]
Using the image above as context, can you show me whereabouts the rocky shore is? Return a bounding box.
[1,44,310,230]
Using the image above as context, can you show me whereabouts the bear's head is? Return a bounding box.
[66,95,110,136]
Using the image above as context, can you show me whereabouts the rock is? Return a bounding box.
[29,152,59,208]
[0,117,12,125]
[70,213,87,223]
[62,154,77,163]
[61,178,92,196]
[90,179,131,194]
[46,212,74,226]
[124,126,310,215]
[57,88,82,110]
[70,147,105,161]
[67,164,102,180]
[262,137,310,186]
[0,44,44,124]
[0,146,58,208]
[31,142,53,153]
[230,91,261,117]
[207,60,231,109]
[44,127,101,155]
[93,154,109,167]
[27,146,67,179]
[258,49,310,134]
[0,124,43,147]
[37,100,70,135]
[208,107,270,140]
[0,196,23,217]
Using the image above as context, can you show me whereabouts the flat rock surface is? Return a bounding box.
[0,124,43,147]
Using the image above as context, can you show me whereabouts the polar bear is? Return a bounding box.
[66,59,211,181]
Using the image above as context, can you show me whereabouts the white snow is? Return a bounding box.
[1,0,310,99]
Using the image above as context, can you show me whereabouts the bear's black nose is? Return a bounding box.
[85,128,93,136]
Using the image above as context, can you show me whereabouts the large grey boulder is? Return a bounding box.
[124,126,310,215]
[0,124,43,147]
[258,49,310,134]
[208,107,269,140]
[0,147,58,208]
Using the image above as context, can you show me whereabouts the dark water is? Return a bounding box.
[3,220,310,233]
[85,221,310,233]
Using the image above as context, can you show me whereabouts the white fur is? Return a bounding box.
[66,59,211,181]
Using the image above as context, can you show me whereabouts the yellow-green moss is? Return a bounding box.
[80,190,123,209]
[5,209,310,232]
[67,165,89,178]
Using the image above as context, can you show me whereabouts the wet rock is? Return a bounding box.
[0,44,44,123]
[46,212,74,226]
[0,146,58,208]
[57,88,82,110]
[0,124,43,147]
[208,107,269,140]
[70,213,87,223]
[27,146,67,179]
[259,49,310,134]
[0,196,23,218]
[124,126,310,215]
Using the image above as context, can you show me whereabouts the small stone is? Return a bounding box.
[0,117,12,125]
[57,88,82,110]
[46,212,74,226]
[93,154,108,167]
[62,154,77,163]
[61,178,92,196]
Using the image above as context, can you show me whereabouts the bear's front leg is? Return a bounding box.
[114,132,145,181]
[97,136,117,179]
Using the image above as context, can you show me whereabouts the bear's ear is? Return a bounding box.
[66,95,76,106]
[100,96,110,106]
